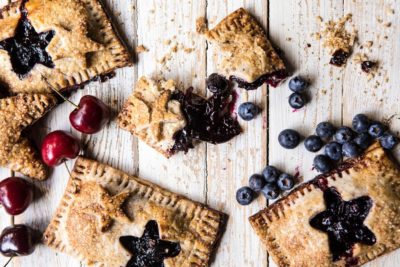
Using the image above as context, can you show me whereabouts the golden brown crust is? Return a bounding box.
[249,143,400,267]
[0,93,57,180]
[44,157,226,267]
[205,8,285,82]
[0,0,132,94]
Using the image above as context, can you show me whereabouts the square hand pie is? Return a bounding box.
[0,0,131,94]
[44,157,226,267]
[249,144,400,267]
[205,8,287,90]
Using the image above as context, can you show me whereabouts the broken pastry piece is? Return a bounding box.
[205,8,287,90]
[44,157,226,267]
[118,76,241,157]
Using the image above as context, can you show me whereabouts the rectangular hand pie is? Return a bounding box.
[44,157,226,267]
[249,144,400,267]
[0,0,131,93]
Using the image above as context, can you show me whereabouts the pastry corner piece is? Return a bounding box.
[205,8,287,90]
[0,93,57,180]
[0,0,132,94]
[249,143,400,267]
[44,156,226,267]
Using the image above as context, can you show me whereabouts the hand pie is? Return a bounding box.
[205,8,287,90]
[44,157,226,267]
[250,143,400,266]
[0,0,132,94]
[0,93,57,180]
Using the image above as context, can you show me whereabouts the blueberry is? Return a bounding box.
[368,122,386,138]
[316,122,336,139]
[278,129,301,149]
[261,184,280,200]
[262,166,281,183]
[352,114,370,133]
[288,76,308,93]
[313,155,334,173]
[238,102,260,121]
[206,73,228,94]
[304,135,324,152]
[380,132,399,150]
[334,127,355,144]
[288,93,306,109]
[277,173,294,191]
[249,174,266,192]
[354,132,373,150]
[324,142,342,161]
[236,186,255,205]
[342,141,362,158]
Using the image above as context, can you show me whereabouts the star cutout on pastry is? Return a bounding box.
[119,220,181,267]
[310,187,376,261]
[82,184,131,232]
[0,9,55,78]
[0,93,57,180]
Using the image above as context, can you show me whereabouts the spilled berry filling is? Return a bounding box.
[361,61,376,73]
[230,69,288,90]
[330,49,350,67]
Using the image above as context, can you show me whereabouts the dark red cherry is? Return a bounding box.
[41,130,80,167]
[0,225,40,257]
[69,95,110,134]
[0,178,33,215]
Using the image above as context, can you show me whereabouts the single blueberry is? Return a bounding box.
[278,129,301,149]
[261,183,280,200]
[262,166,281,183]
[342,141,362,158]
[324,142,342,161]
[352,114,370,133]
[368,122,386,138]
[316,121,336,139]
[236,186,255,205]
[238,102,260,121]
[380,132,399,150]
[277,173,295,191]
[288,76,308,93]
[334,126,355,144]
[304,135,324,152]
[354,132,373,150]
[313,155,334,173]
[249,174,266,192]
[288,92,306,109]
[206,73,229,94]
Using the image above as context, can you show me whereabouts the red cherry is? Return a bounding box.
[41,130,80,167]
[0,177,33,215]
[0,225,39,257]
[69,95,110,134]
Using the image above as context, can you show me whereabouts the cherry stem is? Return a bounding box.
[64,162,71,176]
[41,76,79,109]
[3,257,12,267]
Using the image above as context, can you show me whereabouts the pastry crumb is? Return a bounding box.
[135,45,148,54]
[196,16,208,34]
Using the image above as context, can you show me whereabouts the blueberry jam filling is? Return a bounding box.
[330,49,350,67]
[361,61,376,73]
[0,1,55,78]
[310,186,376,263]
[230,69,288,90]
[119,220,181,267]
[170,77,241,153]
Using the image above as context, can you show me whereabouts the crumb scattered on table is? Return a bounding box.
[135,45,148,54]
[196,16,208,34]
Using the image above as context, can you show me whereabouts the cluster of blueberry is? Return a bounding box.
[236,166,296,205]
[278,114,399,174]
[288,76,308,110]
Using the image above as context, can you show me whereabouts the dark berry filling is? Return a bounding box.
[230,69,288,90]
[0,1,55,78]
[310,186,376,263]
[330,49,350,67]
[170,83,241,153]
[361,61,376,73]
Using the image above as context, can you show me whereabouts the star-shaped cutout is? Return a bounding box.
[0,10,55,78]
[0,93,57,180]
[310,187,376,261]
[119,220,181,267]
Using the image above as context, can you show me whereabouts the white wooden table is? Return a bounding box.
[1,0,400,266]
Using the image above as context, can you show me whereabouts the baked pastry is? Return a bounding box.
[118,76,241,157]
[44,157,226,267]
[205,8,287,90]
[249,143,400,267]
[0,93,57,180]
[0,0,131,94]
